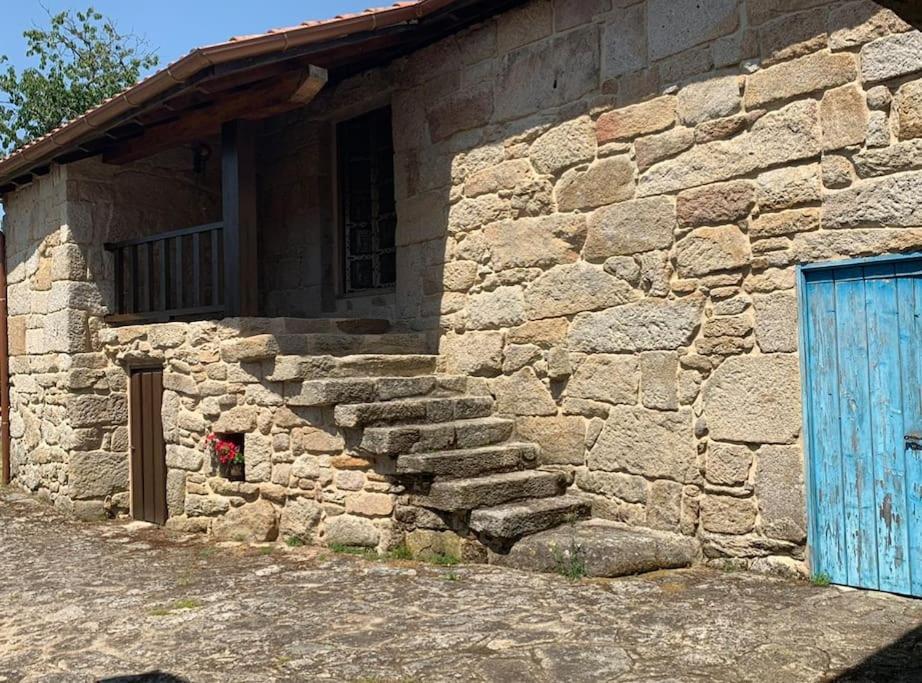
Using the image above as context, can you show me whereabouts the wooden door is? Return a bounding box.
[802,258,922,596]
[129,368,168,525]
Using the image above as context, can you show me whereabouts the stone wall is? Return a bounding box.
[4,0,922,572]
[1,153,220,516]
[376,0,919,569]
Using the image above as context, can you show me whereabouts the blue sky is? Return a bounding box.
[1,1,376,72]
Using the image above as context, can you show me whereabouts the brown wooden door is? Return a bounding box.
[129,368,167,525]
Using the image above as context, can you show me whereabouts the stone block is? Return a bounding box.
[753,292,798,353]
[212,406,258,434]
[756,164,821,212]
[495,25,599,122]
[292,427,344,455]
[427,84,493,142]
[640,351,678,411]
[493,368,556,417]
[706,443,753,487]
[588,406,697,482]
[496,0,552,54]
[555,156,636,212]
[583,196,675,260]
[635,127,695,172]
[647,479,683,531]
[639,101,821,196]
[529,117,596,176]
[703,355,801,444]
[68,450,128,499]
[166,445,204,472]
[744,52,857,109]
[823,171,922,229]
[568,354,639,405]
[576,469,647,503]
[166,470,186,516]
[648,0,739,60]
[861,31,922,83]
[895,80,922,140]
[700,495,757,535]
[440,330,504,376]
[675,225,751,278]
[820,85,869,150]
[279,497,322,541]
[324,514,380,548]
[569,298,703,353]
[508,319,569,347]
[756,444,807,543]
[243,432,272,483]
[220,335,279,363]
[750,208,820,240]
[601,2,645,80]
[211,499,279,543]
[345,492,394,517]
[515,415,586,466]
[468,286,526,330]
[829,0,911,49]
[524,262,637,320]
[757,6,827,66]
[44,309,89,353]
[484,214,586,270]
[597,97,676,144]
[676,181,755,228]
[677,75,741,126]
[464,159,533,198]
[50,243,87,281]
[185,494,230,517]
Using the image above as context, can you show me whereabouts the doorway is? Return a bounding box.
[129,367,168,525]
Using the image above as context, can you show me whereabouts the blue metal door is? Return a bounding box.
[801,257,922,596]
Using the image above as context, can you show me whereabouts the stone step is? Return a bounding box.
[287,376,439,407]
[469,495,591,540]
[489,520,699,578]
[334,396,494,428]
[267,355,438,382]
[360,417,515,457]
[234,317,394,336]
[276,333,429,357]
[410,470,567,511]
[396,443,540,478]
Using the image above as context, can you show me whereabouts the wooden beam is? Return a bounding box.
[103,67,325,165]
[290,65,328,105]
[221,120,259,318]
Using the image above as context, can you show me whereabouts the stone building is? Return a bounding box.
[2,0,922,589]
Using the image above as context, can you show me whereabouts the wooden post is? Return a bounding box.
[222,119,258,317]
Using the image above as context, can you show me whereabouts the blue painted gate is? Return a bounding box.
[801,258,922,596]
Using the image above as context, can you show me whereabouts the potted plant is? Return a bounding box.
[207,433,245,482]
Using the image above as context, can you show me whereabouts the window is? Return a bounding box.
[338,107,397,292]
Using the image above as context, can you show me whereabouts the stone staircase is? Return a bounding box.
[270,335,590,552]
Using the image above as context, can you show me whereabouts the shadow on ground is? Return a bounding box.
[832,623,922,681]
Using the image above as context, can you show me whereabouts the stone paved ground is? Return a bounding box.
[1,490,921,683]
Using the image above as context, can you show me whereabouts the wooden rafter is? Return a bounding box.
[103,66,328,165]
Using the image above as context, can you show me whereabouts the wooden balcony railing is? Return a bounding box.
[104,222,226,324]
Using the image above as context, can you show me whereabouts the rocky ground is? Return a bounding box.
[0,489,920,683]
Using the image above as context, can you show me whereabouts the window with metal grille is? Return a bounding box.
[338,107,396,293]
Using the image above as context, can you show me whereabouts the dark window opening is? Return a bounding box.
[338,107,397,293]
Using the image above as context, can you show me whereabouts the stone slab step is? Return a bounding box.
[233,317,393,336]
[287,376,439,407]
[396,443,539,478]
[276,333,429,357]
[489,520,699,578]
[334,396,494,428]
[469,495,591,540]
[410,470,567,511]
[361,417,515,456]
[267,355,438,382]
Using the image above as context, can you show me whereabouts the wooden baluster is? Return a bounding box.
[130,244,140,314]
[147,242,156,313]
[192,231,201,308]
[173,235,184,310]
[114,247,125,315]
[159,239,168,312]
[211,228,221,307]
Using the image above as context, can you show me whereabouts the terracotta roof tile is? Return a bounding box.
[0,0,446,184]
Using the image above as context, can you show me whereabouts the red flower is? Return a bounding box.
[207,433,243,466]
